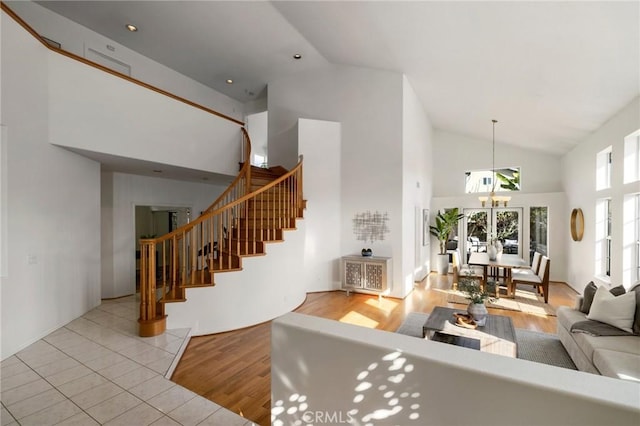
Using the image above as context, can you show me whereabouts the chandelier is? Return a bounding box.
[479,119,511,208]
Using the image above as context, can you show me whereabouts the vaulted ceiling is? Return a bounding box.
[29,1,640,155]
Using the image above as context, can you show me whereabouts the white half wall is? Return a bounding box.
[165,222,308,334]
[101,172,226,299]
[298,119,342,292]
[48,51,241,177]
[272,313,640,426]
[1,13,101,359]
[562,97,640,293]
[6,0,245,121]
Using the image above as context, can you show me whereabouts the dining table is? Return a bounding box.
[468,252,529,298]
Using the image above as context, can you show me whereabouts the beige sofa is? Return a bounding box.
[557,293,640,382]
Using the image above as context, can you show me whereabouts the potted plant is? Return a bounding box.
[429,208,464,275]
[457,274,496,326]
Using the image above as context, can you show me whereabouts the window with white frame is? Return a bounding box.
[623,193,640,286]
[596,146,612,191]
[624,129,640,184]
[464,167,520,193]
[595,198,612,278]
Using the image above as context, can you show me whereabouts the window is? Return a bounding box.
[252,154,267,168]
[596,146,612,190]
[595,198,612,277]
[465,167,520,193]
[530,207,548,261]
[623,193,640,286]
[624,129,640,184]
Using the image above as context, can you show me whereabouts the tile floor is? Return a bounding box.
[1,295,254,426]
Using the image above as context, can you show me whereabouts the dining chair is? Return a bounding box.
[452,249,484,291]
[513,251,542,278]
[512,255,550,303]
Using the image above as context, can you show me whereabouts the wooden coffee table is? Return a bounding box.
[423,306,517,357]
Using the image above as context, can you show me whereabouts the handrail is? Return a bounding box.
[1,2,244,126]
[146,155,302,243]
[138,155,304,336]
[203,128,252,214]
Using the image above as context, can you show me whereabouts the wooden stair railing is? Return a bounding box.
[202,128,251,214]
[138,156,304,337]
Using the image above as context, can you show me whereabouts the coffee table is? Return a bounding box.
[423,306,517,357]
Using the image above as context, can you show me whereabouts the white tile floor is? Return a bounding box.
[1,296,253,426]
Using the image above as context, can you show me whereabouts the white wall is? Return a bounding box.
[247,111,268,166]
[402,77,433,286]
[298,119,342,292]
[101,172,226,299]
[165,222,308,334]
[1,13,101,359]
[272,313,640,426]
[562,97,640,293]
[268,65,409,297]
[48,52,242,177]
[430,129,568,281]
[6,1,245,122]
[433,130,563,197]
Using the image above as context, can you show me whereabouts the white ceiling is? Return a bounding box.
[32,1,640,156]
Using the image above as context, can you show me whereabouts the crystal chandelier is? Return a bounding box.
[479,120,511,208]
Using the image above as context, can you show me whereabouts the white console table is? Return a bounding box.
[341,255,391,296]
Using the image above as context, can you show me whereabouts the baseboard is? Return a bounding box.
[166,329,192,379]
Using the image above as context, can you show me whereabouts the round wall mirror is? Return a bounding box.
[570,208,584,241]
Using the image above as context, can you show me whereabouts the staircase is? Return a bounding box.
[138,129,305,337]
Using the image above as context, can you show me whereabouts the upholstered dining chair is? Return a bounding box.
[512,255,550,303]
[513,251,542,278]
[452,249,484,291]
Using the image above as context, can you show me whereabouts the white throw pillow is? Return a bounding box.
[587,285,636,333]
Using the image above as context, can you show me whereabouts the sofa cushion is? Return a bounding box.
[579,282,628,314]
[572,332,640,362]
[579,281,597,313]
[587,286,636,333]
[609,285,626,296]
[593,349,640,382]
[557,305,588,331]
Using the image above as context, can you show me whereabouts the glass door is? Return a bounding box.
[463,208,523,262]
[493,208,523,256]
[463,209,489,262]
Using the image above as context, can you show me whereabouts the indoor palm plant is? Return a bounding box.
[429,208,464,274]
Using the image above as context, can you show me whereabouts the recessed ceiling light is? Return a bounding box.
[226,79,234,84]
[126,24,138,32]
[293,53,302,60]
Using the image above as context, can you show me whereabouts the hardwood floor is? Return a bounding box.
[170,274,579,426]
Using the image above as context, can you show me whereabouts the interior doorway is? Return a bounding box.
[134,205,191,291]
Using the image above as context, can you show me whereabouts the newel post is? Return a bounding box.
[138,239,166,337]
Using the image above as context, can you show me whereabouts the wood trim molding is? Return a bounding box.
[1,2,244,127]
[570,208,584,241]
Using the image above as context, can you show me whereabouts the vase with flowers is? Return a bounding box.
[487,234,501,260]
[457,274,496,326]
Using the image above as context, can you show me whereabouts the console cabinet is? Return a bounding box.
[341,255,391,296]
